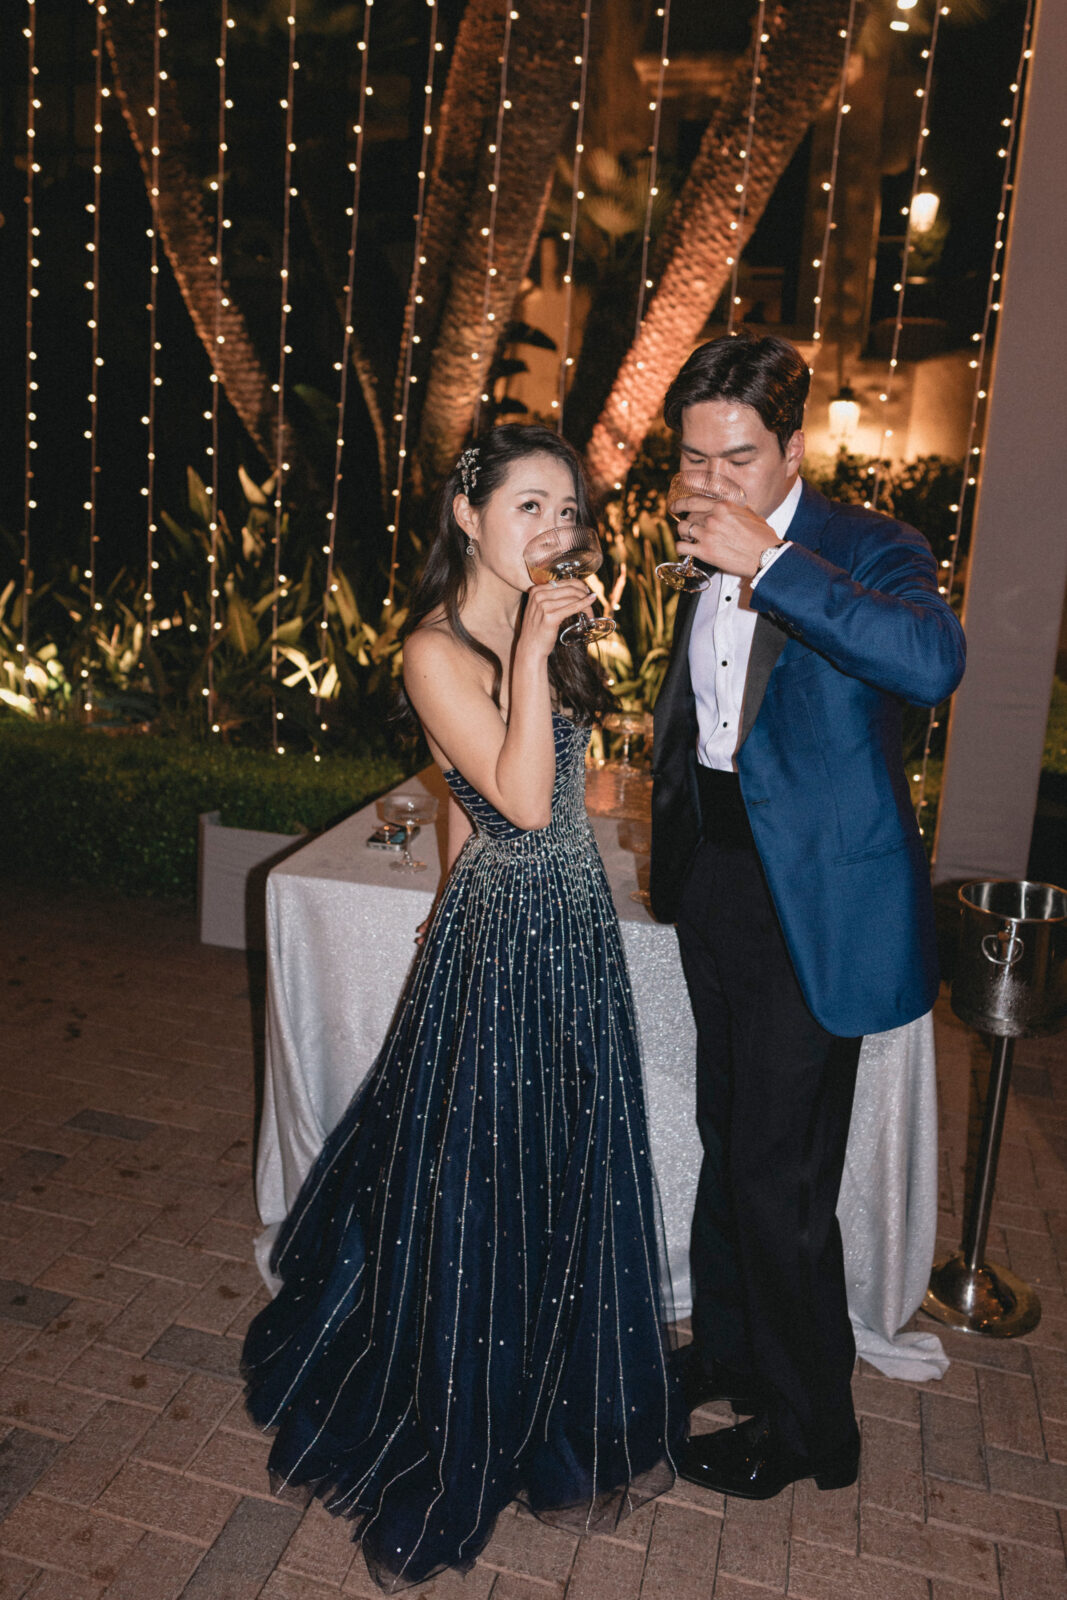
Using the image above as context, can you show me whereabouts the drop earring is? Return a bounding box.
[466,540,475,557]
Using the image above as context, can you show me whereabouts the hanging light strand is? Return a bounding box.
[555,3,592,428]
[271,11,297,753]
[867,5,946,511]
[385,0,441,610]
[913,0,1035,836]
[315,0,374,728]
[207,0,231,732]
[144,0,163,640]
[726,0,767,335]
[810,0,859,348]
[633,0,671,338]
[20,0,40,685]
[83,0,107,714]
[471,3,516,431]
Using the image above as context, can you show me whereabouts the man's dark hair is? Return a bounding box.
[662,332,810,454]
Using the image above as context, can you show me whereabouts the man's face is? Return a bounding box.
[678,398,804,521]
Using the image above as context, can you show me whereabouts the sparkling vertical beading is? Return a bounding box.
[242,714,683,1592]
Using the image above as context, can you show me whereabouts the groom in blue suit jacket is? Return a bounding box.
[650,333,965,1500]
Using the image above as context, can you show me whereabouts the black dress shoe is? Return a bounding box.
[670,1344,765,1414]
[677,1414,860,1500]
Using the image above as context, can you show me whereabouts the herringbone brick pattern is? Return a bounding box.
[1,886,1065,1598]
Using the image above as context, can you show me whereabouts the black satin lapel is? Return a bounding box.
[654,590,700,732]
[739,614,789,746]
[671,589,701,660]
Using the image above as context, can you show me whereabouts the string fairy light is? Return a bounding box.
[809,0,859,351]
[726,0,767,336]
[315,0,374,734]
[632,0,671,340]
[385,0,442,612]
[142,0,164,647]
[206,0,233,734]
[19,0,40,690]
[866,5,947,511]
[83,0,109,716]
[913,0,1036,837]
[471,3,517,432]
[604,0,671,493]
[270,10,298,754]
[555,3,593,428]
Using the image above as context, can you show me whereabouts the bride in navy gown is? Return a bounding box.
[242,424,683,1591]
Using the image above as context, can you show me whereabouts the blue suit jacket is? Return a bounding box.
[649,480,966,1038]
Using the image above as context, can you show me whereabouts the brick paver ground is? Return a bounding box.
[1,885,1066,1599]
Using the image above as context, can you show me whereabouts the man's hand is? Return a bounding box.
[672,495,780,580]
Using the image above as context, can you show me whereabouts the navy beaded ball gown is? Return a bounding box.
[242,713,684,1591]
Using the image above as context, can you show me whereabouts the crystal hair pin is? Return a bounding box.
[458,446,480,496]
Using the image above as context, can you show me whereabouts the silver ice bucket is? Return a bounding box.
[952,879,1067,1038]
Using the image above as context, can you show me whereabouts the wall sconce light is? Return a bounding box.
[829,382,861,449]
[910,191,941,235]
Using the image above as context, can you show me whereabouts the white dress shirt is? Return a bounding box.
[688,475,803,772]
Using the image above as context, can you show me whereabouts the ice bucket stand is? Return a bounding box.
[923,879,1067,1338]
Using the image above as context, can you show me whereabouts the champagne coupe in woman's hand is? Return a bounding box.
[655,469,746,593]
[383,792,439,872]
[523,525,617,647]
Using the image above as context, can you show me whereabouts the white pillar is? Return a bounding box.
[932,0,1067,885]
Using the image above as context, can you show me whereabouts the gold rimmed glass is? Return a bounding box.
[655,469,746,593]
[523,525,617,647]
[383,792,439,872]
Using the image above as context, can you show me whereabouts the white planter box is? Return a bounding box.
[198,810,305,950]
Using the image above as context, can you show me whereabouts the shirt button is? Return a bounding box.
[721,660,728,667]
[722,721,728,728]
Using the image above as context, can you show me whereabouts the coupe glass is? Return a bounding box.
[382,792,439,872]
[523,525,616,647]
[603,709,651,768]
[655,469,746,593]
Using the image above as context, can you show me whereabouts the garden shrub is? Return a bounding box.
[0,720,407,900]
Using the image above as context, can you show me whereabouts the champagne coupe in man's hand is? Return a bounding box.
[655,469,746,593]
[383,792,439,873]
[523,525,617,647]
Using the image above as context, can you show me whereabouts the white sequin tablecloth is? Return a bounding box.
[254,767,947,1381]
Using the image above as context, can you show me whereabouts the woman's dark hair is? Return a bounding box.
[400,423,614,726]
[662,331,810,453]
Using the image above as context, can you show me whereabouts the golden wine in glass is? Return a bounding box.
[523,525,616,646]
[655,469,746,593]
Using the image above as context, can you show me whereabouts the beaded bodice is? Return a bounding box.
[443,712,593,856]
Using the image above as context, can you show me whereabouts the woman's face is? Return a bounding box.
[458,452,579,593]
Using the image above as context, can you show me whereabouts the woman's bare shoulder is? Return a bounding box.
[403,617,460,668]
[403,620,489,707]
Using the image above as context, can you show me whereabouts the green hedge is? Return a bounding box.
[0,721,407,900]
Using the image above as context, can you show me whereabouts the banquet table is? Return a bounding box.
[254,766,948,1382]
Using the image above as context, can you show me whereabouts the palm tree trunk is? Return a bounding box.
[296,168,391,492]
[585,0,863,496]
[103,3,292,475]
[410,0,584,485]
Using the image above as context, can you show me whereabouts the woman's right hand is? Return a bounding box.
[520,579,595,657]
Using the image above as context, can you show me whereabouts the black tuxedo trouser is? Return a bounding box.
[677,772,861,1460]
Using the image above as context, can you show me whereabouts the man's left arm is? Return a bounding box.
[751,522,965,707]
